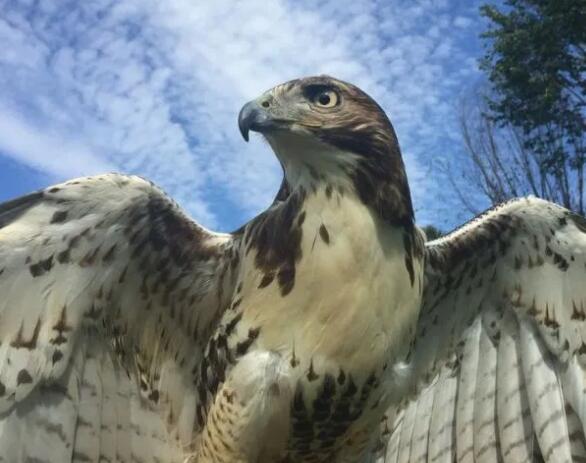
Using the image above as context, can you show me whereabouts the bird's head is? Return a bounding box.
[239,75,414,226]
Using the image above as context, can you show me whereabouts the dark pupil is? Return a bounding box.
[318,93,331,105]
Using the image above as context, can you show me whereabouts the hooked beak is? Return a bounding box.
[238,101,274,142]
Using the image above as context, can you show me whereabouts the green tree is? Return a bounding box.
[479,0,586,214]
[421,225,443,241]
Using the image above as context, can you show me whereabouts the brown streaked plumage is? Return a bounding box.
[0,75,585,463]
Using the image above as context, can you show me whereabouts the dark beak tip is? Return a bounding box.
[239,126,250,142]
[238,102,255,142]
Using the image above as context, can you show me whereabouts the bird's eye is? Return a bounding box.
[314,90,338,108]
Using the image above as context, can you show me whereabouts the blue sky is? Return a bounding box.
[0,0,493,231]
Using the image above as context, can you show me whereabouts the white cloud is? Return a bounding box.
[0,0,484,229]
[0,105,114,178]
[454,16,474,28]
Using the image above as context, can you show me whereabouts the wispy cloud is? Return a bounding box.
[0,0,484,230]
[0,104,115,177]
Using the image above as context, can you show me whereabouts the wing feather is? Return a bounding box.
[408,382,434,462]
[72,339,102,462]
[496,311,534,463]
[566,403,586,461]
[396,397,417,463]
[473,322,499,462]
[0,174,241,461]
[427,362,458,463]
[519,319,573,462]
[98,349,122,463]
[456,318,481,463]
[561,356,586,436]
[376,197,586,462]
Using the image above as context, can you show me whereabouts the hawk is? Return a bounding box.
[0,76,584,463]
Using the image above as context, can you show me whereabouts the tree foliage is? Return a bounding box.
[421,225,443,241]
[470,0,586,213]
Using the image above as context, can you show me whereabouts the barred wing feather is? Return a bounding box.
[378,197,586,463]
[0,174,240,462]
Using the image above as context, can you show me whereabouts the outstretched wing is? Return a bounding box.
[378,197,586,463]
[0,174,241,462]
